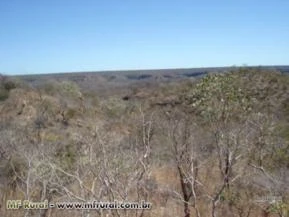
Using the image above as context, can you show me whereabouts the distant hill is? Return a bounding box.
[12,65,289,96]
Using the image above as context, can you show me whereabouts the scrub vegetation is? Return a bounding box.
[0,67,289,217]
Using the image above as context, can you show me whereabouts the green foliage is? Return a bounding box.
[55,143,77,171]
[265,124,289,169]
[0,88,9,101]
[65,108,77,120]
[0,75,17,91]
[41,80,82,98]
[42,81,57,95]
[3,80,17,91]
[271,143,289,168]
[180,68,289,126]
[268,201,289,216]
[102,97,134,118]
[0,75,17,101]
[183,72,252,123]
[219,189,242,206]
[60,81,82,98]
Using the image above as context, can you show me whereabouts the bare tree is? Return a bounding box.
[161,108,204,217]
[42,105,154,217]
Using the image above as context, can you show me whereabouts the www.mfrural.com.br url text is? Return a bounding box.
[7,200,152,210]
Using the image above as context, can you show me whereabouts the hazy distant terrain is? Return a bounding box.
[14,66,289,95]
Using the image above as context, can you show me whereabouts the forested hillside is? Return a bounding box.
[0,68,289,217]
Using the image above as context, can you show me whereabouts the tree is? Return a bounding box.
[42,105,154,217]
[160,107,204,217]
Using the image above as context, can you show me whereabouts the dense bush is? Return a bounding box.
[0,74,17,101]
[0,88,9,101]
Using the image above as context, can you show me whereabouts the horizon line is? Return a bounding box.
[5,64,289,76]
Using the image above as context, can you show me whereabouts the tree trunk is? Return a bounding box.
[177,166,191,217]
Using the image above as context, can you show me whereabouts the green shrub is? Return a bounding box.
[0,75,17,101]
[65,108,77,120]
[0,88,9,101]
[4,80,17,91]
[55,143,77,171]
[41,80,82,99]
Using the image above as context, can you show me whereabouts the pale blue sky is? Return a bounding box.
[0,0,288,75]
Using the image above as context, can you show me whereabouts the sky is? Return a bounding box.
[0,0,288,75]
